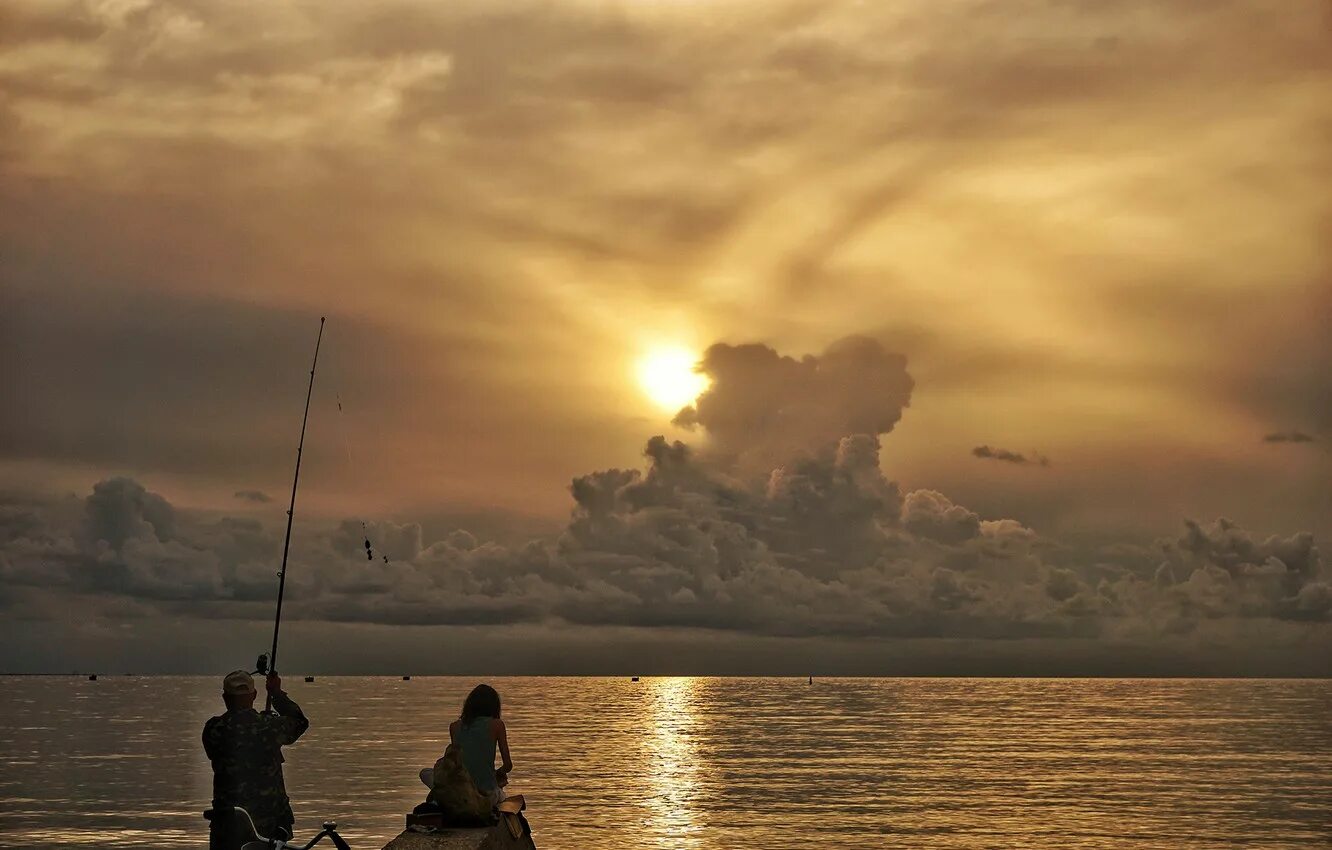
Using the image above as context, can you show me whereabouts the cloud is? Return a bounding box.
[761,434,904,573]
[1,0,1329,546]
[1153,518,1327,622]
[901,490,979,544]
[1,1,1330,671]
[673,336,914,471]
[1263,431,1315,444]
[4,448,1325,663]
[972,446,1051,467]
[84,477,175,551]
[0,351,1324,660]
[233,490,272,504]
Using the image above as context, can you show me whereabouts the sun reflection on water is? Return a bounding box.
[644,677,703,848]
[3,677,1330,849]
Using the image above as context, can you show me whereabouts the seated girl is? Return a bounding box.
[419,683,514,821]
[450,684,513,805]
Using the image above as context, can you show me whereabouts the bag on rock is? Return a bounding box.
[428,743,494,825]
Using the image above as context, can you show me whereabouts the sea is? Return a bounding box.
[1,676,1329,849]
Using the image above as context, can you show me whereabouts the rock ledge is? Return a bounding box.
[382,824,535,850]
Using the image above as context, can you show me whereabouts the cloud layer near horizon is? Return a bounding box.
[3,449,1327,672]
[2,338,1327,673]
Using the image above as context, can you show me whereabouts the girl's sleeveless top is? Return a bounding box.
[457,717,498,792]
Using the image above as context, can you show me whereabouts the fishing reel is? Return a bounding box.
[252,653,281,716]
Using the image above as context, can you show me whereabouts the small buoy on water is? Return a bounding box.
[88,674,97,681]
[305,676,315,683]
[631,676,640,682]
[402,675,412,681]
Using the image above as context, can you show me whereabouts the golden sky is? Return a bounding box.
[5,0,1328,532]
[2,1,1332,679]
[1,0,1330,672]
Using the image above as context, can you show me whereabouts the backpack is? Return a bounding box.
[428,743,494,825]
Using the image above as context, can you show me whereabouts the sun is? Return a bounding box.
[637,347,709,412]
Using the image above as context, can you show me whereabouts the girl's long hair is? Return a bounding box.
[460,683,501,726]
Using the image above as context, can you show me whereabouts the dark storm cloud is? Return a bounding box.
[673,337,914,471]
[1263,431,1315,444]
[233,490,272,504]
[972,445,1051,467]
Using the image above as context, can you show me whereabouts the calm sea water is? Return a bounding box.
[0,677,1329,849]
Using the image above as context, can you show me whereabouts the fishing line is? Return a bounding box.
[325,326,390,566]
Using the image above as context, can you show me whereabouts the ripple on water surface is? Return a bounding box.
[0,677,1329,849]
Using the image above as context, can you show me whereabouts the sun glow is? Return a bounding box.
[637,347,709,412]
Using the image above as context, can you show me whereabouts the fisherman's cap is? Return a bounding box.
[222,670,257,696]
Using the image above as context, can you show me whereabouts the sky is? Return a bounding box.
[1,0,1329,675]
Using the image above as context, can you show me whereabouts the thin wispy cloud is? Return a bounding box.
[972,446,1051,467]
[1263,431,1315,444]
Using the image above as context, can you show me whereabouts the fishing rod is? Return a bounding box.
[258,316,325,713]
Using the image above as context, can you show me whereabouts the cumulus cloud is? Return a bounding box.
[972,446,1051,467]
[673,336,914,470]
[902,490,979,544]
[233,490,273,504]
[2,308,1328,672]
[2,313,1325,655]
[1263,431,1315,444]
[1153,518,1327,621]
[84,477,175,551]
[3,452,1324,661]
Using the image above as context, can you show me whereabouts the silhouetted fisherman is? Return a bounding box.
[203,670,309,849]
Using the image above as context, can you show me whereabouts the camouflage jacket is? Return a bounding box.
[202,691,309,827]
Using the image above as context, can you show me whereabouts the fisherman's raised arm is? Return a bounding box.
[264,672,310,744]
